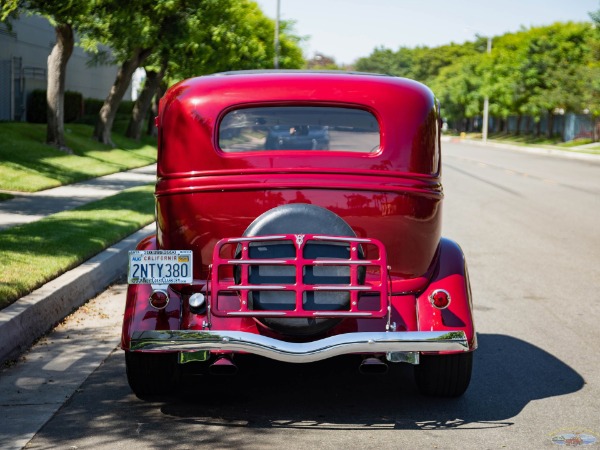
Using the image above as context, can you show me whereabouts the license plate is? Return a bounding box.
[128,250,193,284]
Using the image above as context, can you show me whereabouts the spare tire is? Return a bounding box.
[237,203,363,336]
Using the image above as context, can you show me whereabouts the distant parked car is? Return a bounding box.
[122,70,477,399]
[265,124,330,150]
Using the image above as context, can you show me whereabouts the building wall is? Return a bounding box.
[0,15,131,121]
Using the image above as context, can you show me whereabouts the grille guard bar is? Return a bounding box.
[210,234,390,319]
[129,330,469,363]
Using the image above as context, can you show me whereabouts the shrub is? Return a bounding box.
[64,91,83,122]
[83,98,104,116]
[27,90,83,123]
[26,90,46,123]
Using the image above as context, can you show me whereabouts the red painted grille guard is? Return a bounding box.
[210,234,389,319]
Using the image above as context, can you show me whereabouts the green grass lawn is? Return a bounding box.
[0,122,157,192]
[0,185,155,309]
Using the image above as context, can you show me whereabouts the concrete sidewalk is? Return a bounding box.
[0,164,157,364]
[0,165,156,230]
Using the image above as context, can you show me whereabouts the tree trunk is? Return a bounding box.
[146,92,159,137]
[147,81,166,137]
[547,111,554,139]
[125,63,166,140]
[46,23,74,153]
[93,47,152,146]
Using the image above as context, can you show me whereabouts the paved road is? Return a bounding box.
[5,142,600,449]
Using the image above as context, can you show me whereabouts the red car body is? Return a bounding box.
[121,71,476,398]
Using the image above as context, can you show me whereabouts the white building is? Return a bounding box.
[0,15,131,121]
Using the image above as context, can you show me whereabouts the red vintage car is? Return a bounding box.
[122,71,477,398]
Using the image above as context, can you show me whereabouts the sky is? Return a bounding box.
[255,0,599,65]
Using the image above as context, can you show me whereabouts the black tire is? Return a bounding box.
[125,351,178,398]
[414,352,473,397]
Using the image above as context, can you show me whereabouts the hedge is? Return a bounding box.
[83,98,135,116]
[27,90,83,123]
[26,91,134,124]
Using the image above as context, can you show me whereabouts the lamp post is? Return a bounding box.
[274,0,281,69]
[482,36,492,144]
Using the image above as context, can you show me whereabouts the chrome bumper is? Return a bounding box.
[130,330,469,363]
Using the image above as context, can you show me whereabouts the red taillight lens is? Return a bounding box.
[429,289,451,309]
[149,290,169,310]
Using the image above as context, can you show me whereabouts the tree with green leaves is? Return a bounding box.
[124,0,305,141]
[80,0,175,145]
[1,0,91,152]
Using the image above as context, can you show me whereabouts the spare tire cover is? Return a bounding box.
[240,203,360,336]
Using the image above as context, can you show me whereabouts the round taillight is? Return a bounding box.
[149,290,169,310]
[429,289,451,309]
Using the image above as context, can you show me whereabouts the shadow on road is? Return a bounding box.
[162,333,583,430]
[28,333,584,448]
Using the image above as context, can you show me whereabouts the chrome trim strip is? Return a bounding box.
[130,330,469,363]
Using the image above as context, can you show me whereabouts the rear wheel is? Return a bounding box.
[414,352,473,397]
[125,351,178,398]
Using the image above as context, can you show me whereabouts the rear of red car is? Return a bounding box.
[121,71,476,398]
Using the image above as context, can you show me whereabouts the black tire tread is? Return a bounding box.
[125,351,178,397]
[414,352,473,397]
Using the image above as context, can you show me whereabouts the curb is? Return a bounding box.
[0,224,155,365]
[441,136,600,162]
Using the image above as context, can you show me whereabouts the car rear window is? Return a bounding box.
[219,106,380,153]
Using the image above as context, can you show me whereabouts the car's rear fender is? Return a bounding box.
[416,238,476,352]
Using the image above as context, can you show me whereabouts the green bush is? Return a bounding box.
[83,98,104,116]
[27,90,83,123]
[117,100,135,114]
[64,91,83,122]
[81,98,135,126]
[26,90,46,123]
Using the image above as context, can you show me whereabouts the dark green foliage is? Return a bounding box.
[83,98,104,116]
[26,90,46,124]
[26,90,83,123]
[64,91,83,122]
